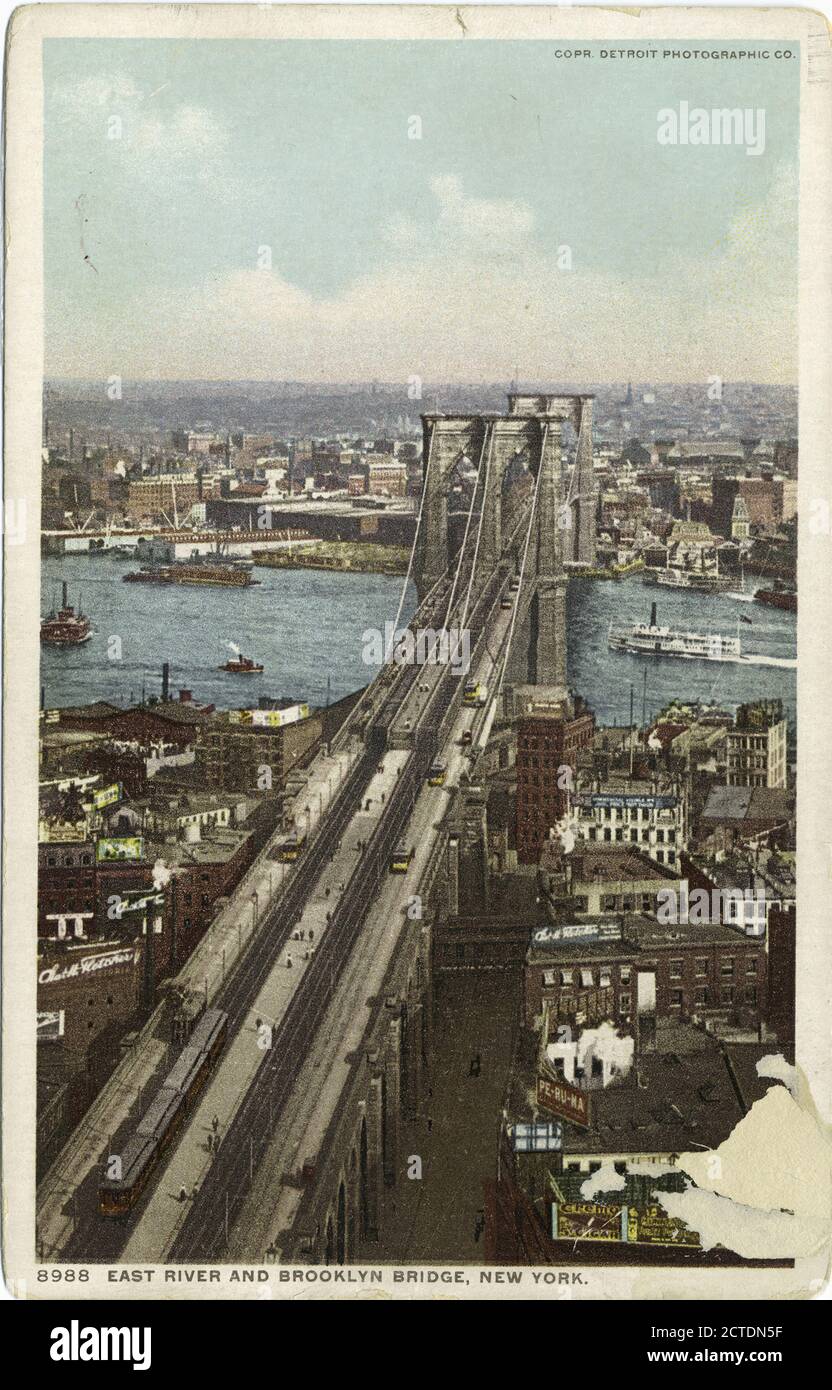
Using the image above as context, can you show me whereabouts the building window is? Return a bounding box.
[580,969,594,988]
[694,988,709,1005]
[620,965,631,984]
[669,989,683,1007]
[669,959,683,980]
[721,958,735,977]
[600,970,611,989]
[619,992,631,1011]
[695,958,708,977]
[456,944,465,960]
[745,986,758,1006]
[722,986,734,1003]
[560,970,574,986]
[746,958,759,975]
[543,970,557,987]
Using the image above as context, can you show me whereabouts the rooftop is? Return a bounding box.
[568,845,681,884]
[700,786,793,824]
[555,1022,793,1156]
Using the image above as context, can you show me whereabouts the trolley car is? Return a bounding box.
[276,830,307,863]
[389,845,415,874]
[98,1009,228,1217]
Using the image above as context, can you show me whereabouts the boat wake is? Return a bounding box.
[739,653,797,669]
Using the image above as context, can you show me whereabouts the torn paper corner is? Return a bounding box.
[671,1084,832,1261]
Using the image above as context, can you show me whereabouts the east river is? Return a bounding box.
[41,555,796,732]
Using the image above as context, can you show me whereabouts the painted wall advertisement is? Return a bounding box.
[551,1202,700,1248]
[533,920,622,946]
[91,782,122,810]
[96,836,144,862]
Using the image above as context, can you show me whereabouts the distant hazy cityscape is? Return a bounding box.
[44,378,797,448]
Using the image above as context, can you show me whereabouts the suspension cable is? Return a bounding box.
[385,423,435,662]
[495,423,548,701]
[443,425,490,632]
[460,424,494,635]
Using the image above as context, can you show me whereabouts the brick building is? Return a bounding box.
[515,696,595,864]
[725,699,788,789]
[525,914,767,1031]
[200,708,322,792]
[128,472,200,519]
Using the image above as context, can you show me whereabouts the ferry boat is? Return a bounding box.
[608,602,741,663]
[40,582,92,646]
[644,566,727,594]
[218,649,264,674]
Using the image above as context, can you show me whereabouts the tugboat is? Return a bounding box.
[40,582,92,645]
[218,647,264,674]
[754,580,797,614]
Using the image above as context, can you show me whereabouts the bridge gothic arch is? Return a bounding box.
[415,393,596,696]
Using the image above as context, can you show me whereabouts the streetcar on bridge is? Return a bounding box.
[389,845,415,874]
[98,1009,229,1217]
[275,830,307,863]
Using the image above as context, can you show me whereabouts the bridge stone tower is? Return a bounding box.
[416,392,595,701]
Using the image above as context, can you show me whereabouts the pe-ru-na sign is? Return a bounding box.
[511,1121,563,1152]
[537,1074,591,1128]
[533,920,622,946]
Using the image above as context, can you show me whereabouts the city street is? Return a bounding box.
[376,968,521,1263]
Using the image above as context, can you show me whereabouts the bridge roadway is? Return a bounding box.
[37,575,453,1262]
[229,611,514,1261]
[122,753,412,1262]
[40,491,523,1262]
[167,564,515,1261]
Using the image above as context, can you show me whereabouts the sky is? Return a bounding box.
[44,39,800,384]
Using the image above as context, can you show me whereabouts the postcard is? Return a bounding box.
[3,3,831,1305]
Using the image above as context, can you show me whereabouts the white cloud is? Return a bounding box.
[48,169,797,383]
[133,104,229,159]
[49,70,249,203]
[50,71,143,115]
